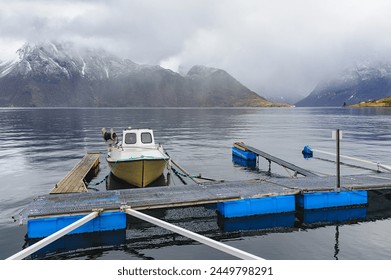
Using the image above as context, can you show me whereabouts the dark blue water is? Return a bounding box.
[1,107,391,260]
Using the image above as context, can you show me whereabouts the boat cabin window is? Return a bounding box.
[141,132,152,144]
[124,133,137,144]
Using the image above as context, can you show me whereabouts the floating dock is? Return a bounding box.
[17,143,391,240]
[50,152,100,194]
[21,172,391,238]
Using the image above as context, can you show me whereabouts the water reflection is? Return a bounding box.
[27,230,126,260]
[334,225,340,260]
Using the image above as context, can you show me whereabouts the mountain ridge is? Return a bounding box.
[296,60,391,107]
[0,41,289,107]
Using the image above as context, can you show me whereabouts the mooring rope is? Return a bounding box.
[171,166,197,179]
[86,174,109,190]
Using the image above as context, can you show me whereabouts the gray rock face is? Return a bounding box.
[296,61,391,107]
[0,41,270,107]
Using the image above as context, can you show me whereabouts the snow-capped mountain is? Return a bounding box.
[0,41,139,80]
[0,41,283,107]
[296,60,391,107]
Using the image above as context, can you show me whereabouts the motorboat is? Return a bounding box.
[102,127,170,187]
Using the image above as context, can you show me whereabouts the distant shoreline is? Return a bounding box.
[350,97,391,108]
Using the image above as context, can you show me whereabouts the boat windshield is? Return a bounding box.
[124,133,137,144]
[141,132,152,144]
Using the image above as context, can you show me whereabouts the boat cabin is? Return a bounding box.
[121,128,156,148]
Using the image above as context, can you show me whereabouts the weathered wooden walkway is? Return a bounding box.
[22,172,391,219]
[234,142,319,177]
[50,152,100,194]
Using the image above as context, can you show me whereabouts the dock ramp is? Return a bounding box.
[233,142,319,177]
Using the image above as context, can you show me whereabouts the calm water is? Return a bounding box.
[1,107,391,260]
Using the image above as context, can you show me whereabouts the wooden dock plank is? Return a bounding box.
[50,152,100,194]
[234,142,319,177]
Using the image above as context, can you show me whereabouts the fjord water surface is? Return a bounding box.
[1,107,391,259]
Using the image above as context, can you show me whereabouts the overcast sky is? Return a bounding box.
[1,0,391,99]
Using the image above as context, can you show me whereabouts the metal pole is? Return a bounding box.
[336,129,341,190]
[7,210,100,260]
[123,207,263,260]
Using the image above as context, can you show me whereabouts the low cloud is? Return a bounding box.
[2,0,391,99]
